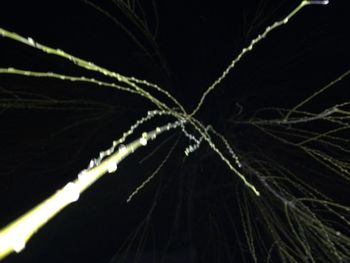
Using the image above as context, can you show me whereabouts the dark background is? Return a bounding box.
[0,0,349,262]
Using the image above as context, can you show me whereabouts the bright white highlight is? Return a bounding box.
[119,144,127,153]
[0,233,26,253]
[140,132,148,146]
[61,182,80,202]
[306,0,329,5]
[107,162,118,173]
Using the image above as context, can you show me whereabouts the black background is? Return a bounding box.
[0,0,349,262]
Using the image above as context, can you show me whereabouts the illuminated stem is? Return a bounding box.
[0,27,185,114]
[284,69,350,121]
[190,0,328,117]
[0,122,180,260]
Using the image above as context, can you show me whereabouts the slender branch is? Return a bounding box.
[0,121,182,260]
